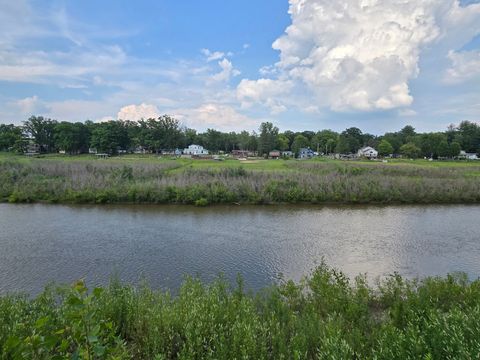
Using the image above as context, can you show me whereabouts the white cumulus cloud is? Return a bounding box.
[117,103,160,121]
[237,78,293,114]
[238,0,480,113]
[175,103,256,131]
[201,48,226,62]
[15,95,49,115]
[444,49,480,84]
[210,58,241,82]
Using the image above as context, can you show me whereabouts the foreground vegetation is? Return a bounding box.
[1,264,480,359]
[1,154,480,205]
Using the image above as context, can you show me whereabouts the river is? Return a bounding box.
[0,203,479,295]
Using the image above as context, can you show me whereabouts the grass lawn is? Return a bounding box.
[2,151,480,171]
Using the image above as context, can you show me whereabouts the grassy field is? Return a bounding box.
[1,264,480,359]
[1,152,480,205]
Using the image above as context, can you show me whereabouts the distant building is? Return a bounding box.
[89,148,98,154]
[231,150,250,158]
[183,144,209,155]
[134,146,147,154]
[299,148,315,159]
[459,151,478,160]
[357,146,378,159]
[269,150,281,159]
[282,151,294,158]
[24,141,40,156]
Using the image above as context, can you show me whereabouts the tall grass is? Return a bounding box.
[1,159,480,204]
[1,264,480,359]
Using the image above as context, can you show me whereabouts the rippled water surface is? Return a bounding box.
[1,203,479,295]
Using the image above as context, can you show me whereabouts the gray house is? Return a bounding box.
[299,148,315,159]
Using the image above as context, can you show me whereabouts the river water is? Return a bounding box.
[0,203,479,295]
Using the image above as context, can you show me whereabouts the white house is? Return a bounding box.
[459,150,478,160]
[357,146,378,159]
[183,144,209,155]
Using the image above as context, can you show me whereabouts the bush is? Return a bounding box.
[1,264,480,359]
[194,197,209,207]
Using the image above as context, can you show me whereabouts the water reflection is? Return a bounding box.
[0,204,479,295]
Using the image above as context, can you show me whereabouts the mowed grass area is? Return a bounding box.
[1,152,480,205]
[2,151,480,169]
[2,264,480,359]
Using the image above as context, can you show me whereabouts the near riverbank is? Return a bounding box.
[1,153,480,205]
[1,264,479,359]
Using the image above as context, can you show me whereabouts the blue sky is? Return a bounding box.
[0,0,479,134]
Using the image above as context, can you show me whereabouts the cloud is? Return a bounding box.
[398,108,417,117]
[444,49,480,84]
[237,78,293,114]
[201,48,226,62]
[210,58,241,82]
[15,95,50,115]
[238,0,480,113]
[174,103,257,131]
[117,103,160,121]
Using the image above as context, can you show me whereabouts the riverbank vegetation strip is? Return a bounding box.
[1,154,480,205]
[1,264,480,359]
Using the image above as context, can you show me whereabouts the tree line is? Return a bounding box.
[0,115,479,158]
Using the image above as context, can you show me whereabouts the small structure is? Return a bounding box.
[134,146,147,154]
[459,151,478,160]
[282,150,294,158]
[269,150,281,159]
[24,142,40,156]
[95,153,109,159]
[299,148,315,159]
[89,148,98,154]
[357,146,378,159]
[232,150,250,158]
[183,144,209,156]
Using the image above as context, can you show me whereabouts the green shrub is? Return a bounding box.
[194,197,208,206]
[1,264,480,359]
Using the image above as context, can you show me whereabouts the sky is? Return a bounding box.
[0,0,479,134]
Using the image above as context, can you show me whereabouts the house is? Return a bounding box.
[282,151,294,158]
[269,150,281,159]
[459,151,478,160]
[183,144,209,155]
[231,149,250,158]
[299,148,315,159]
[357,146,378,159]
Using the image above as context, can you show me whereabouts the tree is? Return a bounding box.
[277,134,290,151]
[400,142,422,159]
[291,135,310,156]
[437,140,450,158]
[311,130,338,154]
[258,122,279,156]
[23,116,57,152]
[400,125,416,143]
[377,139,394,157]
[90,121,130,154]
[449,142,461,158]
[203,129,223,152]
[335,136,350,154]
[336,127,363,154]
[145,115,182,153]
[183,128,198,148]
[456,121,480,153]
[54,122,89,154]
[0,124,23,151]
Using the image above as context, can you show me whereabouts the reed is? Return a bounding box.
[1,158,480,205]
